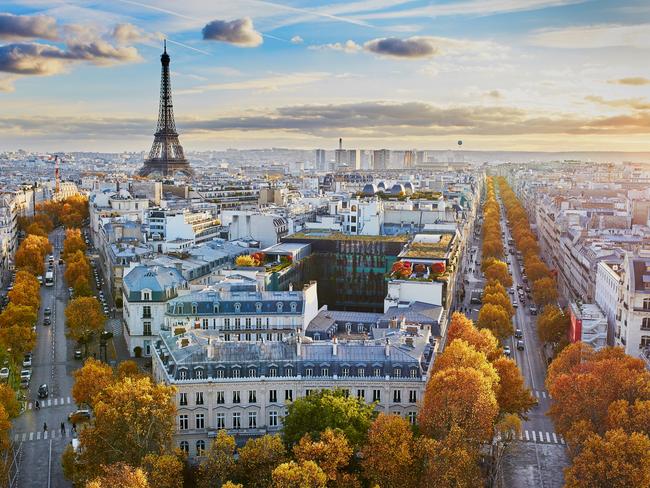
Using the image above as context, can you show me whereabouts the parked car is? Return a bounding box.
[503,345,511,357]
[74,349,82,360]
[37,275,43,285]
[22,354,32,368]
[68,409,91,422]
[517,340,525,351]
[38,384,49,398]
[0,368,9,380]
[20,369,31,380]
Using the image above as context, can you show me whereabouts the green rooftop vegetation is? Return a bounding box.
[402,233,454,258]
[288,231,409,242]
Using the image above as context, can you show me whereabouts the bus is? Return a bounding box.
[45,271,54,287]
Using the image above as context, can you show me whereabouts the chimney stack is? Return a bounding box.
[332,336,338,356]
[339,138,343,150]
[296,335,302,357]
[384,337,390,357]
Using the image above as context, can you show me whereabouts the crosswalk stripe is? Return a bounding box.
[29,432,33,441]
[53,398,58,406]
[552,433,558,443]
[546,432,551,443]
[560,436,565,445]
[525,430,529,441]
[36,432,41,440]
[531,431,536,442]
[538,431,544,442]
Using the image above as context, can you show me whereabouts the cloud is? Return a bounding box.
[0,40,141,76]
[176,72,328,95]
[290,35,303,44]
[585,95,650,111]
[202,18,263,47]
[0,75,18,92]
[529,23,650,49]
[111,23,162,45]
[0,13,59,41]
[609,77,650,86]
[487,90,502,99]
[309,40,362,53]
[364,36,439,58]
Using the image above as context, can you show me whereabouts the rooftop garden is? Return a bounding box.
[235,252,293,273]
[402,233,454,259]
[289,231,409,242]
[389,260,448,282]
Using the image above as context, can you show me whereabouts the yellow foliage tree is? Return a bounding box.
[271,461,327,488]
[477,303,513,341]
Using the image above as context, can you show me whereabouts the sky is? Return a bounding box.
[1,0,650,152]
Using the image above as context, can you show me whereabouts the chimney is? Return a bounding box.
[296,335,302,357]
[384,338,390,357]
[339,138,343,150]
[332,336,338,356]
[206,337,214,359]
[288,282,293,292]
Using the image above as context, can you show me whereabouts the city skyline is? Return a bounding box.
[1,0,650,152]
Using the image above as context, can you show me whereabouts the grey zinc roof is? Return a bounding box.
[123,265,186,293]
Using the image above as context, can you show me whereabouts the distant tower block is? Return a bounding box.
[139,41,193,178]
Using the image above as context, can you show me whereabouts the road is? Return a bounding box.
[458,202,568,487]
[11,229,75,488]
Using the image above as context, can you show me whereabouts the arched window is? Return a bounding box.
[290,302,297,312]
[351,205,357,212]
[195,368,204,380]
[178,369,187,380]
[196,440,205,456]
[256,302,263,312]
[234,302,241,313]
[276,302,284,312]
[248,367,257,378]
[191,303,197,314]
[285,366,294,377]
[179,441,189,453]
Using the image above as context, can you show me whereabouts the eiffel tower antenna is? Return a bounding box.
[139,41,193,178]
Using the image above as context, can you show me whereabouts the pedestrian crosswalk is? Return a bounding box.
[13,428,77,443]
[533,390,549,399]
[518,429,565,445]
[27,397,72,410]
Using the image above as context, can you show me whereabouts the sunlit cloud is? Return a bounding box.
[201,18,263,47]
[0,12,59,41]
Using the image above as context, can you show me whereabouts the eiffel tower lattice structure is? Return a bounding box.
[139,41,193,178]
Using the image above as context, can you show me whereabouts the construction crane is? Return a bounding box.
[47,154,63,194]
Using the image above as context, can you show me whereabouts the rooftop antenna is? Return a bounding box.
[163,39,167,53]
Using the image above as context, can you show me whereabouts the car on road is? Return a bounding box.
[74,349,82,360]
[43,317,51,326]
[68,409,91,422]
[22,354,32,367]
[38,384,49,398]
[0,368,9,380]
[515,328,523,338]
[516,340,525,351]
[508,288,515,295]
[44,307,51,316]
[37,275,43,285]
[512,302,518,308]
[529,306,538,315]
[503,345,511,356]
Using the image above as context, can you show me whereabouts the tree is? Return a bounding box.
[8,280,40,310]
[235,255,259,267]
[63,228,86,259]
[606,399,650,437]
[236,434,287,488]
[361,413,419,488]
[0,303,37,329]
[537,305,569,346]
[483,260,512,288]
[0,326,35,363]
[72,358,114,408]
[282,389,375,449]
[65,297,106,355]
[116,360,143,379]
[482,292,514,318]
[419,367,498,443]
[477,303,513,341]
[15,234,51,275]
[483,279,507,298]
[294,429,352,483]
[197,430,236,488]
[0,385,21,419]
[546,342,594,388]
[446,313,500,360]
[65,251,91,287]
[141,453,184,488]
[433,339,500,389]
[271,461,327,488]
[492,357,536,418]
[86,463,150,488]
[26,222,47,237]
[532,277,558,306]
[524,257,550,283]
[76,377,176,484]
[564,429,650,488]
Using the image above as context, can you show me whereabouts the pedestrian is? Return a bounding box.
[35,400,40,410]
[60,422,65,435]
[43,422,47,432]
[72,422,76,433]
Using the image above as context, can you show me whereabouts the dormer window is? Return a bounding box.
[142,290,151,301]
[214,304,220,313]
[195,368,204,380]
[179,369,187,380]
[234,302,241,313]
[290,302,297,312]
[192,303,197,314]
[255,302,262,313]
[276,302,284,312]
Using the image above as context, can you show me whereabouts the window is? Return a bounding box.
[216,391,225,404]
[269,390,277,403]
[374,368,382,377]
[234,302,241,313]
[321,367,329,377]
[216,413,225,429]
[407,412,417,425]
[357,389,365,400]
[372,389,381,402]
[268,367,277,377]
[256,317,262,328]
[224,318,230,330]
[269,410,278,427]
[393,390,401,403]
[195,369,204,380]
[409,390,417,403]
[276,302,284,312]
[642,335,650,347]
[245,318,252,329]
[179,414,188,430]
[202,318,208,330]
[143,306,151,318]
[248,411,257,428]
[342,389,350,398]
[249,367,257,378]
[235,318,241,328]
[179,441,189,454]
[195,413,205,429]
[248,390,257,403]
[342,367,349,377]
[179,393,187,406]
[290,302,297,312]
[305,368,313,377]
[285,367,294,377]
[357,367,365,377]
[142,291,151,301]
[305,389,312,397]
[256,302,262,313]
[232,368,241,378]
[232,412,241,429]
[232,391,241,403]
[143,321,152,336]
[644,298,650,311]
[410,368,418,378]
[191,304,197,314]
[642,318,650,331]
[196,392,204,405]
[393,367,402,378]
[196,440,205,456]
[285,389,293,401]
[216,369,224,379]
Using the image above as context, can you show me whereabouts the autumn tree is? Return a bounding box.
[74,377,176,484]
[606,399,650,437]
[419,367,498,443]
[446,312,501,360]
[433,339,499,389]
[361,413,420,488]
[492,357,537,418]
[271,461,327,488]
[141,453,184,488]
[15,234,51,275]
[197,430,236,488]
[86,463,150,488]
[477,303,513,340]
[523,256,550,283]
[236,434,287,488]
[294,428,353,484]
[72,358,115,408]
[546,342,594,387]
[564,429,650,488]
[65,251,91,289]
[63,228,86,259]
[0,303,37,329]
[532,277,558,306]
[537,305,570,347]
[65,297,106,354]
[282,389,375,449]
[0,325,35,363]
[0,385,21,419]
[483,260,512,288]
[482,292,514,318]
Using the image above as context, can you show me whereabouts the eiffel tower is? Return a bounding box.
[139,41,193,178]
